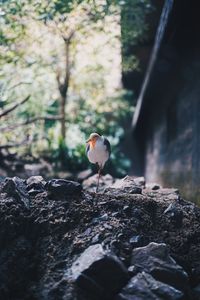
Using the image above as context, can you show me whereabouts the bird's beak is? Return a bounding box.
[86,138,91,143]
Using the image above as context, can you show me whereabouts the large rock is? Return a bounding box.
[117,272,183,300]
[1,177,30,208]
[130,242,189,293]
[104,176,142,195]
[71,244,129,299]
[45,179,82,200]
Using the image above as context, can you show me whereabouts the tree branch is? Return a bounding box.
[0,115,62,132]
[0,95,31,118]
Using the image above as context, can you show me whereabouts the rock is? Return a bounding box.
[133,177,146,188]
[26,176,45,186]
[71,244,129,299]
[104,176,142,195]
[129,235,142,247]
[24,162,52,177]
[26,176,46,196]
[146,182,161,190]
[1,177,30,208]
[117,272,183,300]
[192,284,200,300]
[77,169,93,182]
[130,242,189,293]
[143,188,180,203]
[164,203,183,227]
[92,213,109,224]
[83,174,114,192]
[45,179,82,199]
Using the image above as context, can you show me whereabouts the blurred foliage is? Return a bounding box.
[0,0,151,177]
[121,0,153,72]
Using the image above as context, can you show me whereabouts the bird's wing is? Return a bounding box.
[86,143,90,154]
[103,137,111,156]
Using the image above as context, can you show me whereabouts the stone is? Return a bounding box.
[71,244,129,298]
[77,169,93,182]
[129,235,142,247]
[164,203,183,227]
[143,188,180,202]
[92,213,109,224]
[117,272,183,300]
[133,177,146,188]
[45,179,82,199]
[1,177,30,208]
[130,242,189,293]
[83,174,114,192]
[26,176,45,186]
[146,182,161,190]
[104,176,142,195]
[26,176,46,196]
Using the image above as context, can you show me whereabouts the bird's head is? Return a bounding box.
[86,133,101,149]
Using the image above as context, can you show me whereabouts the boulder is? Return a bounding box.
[45,179,82,200]
[130,242,189,293]
[71,244,129,299]
[117,272,183,300]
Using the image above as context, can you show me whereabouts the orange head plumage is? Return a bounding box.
[86,133,101,149]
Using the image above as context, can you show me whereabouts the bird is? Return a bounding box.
[86,133,111,193]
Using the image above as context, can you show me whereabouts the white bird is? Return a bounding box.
[86,133,111,192]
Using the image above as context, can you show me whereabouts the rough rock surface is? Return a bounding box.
[117,272,184,300]
[0,175,200,300]
[130,242,189,293]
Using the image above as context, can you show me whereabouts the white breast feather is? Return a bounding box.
[88,138,109,167]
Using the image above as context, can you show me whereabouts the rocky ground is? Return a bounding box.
[0,175,200,300]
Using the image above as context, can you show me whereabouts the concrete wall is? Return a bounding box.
[144,59,200,203]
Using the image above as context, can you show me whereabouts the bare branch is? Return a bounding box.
[0,115,62,133]
[7,82,32,91]
[0,95,31,118]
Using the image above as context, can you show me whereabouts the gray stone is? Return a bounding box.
[45,179,82,199]
[164,203,183,227]
[143,188,180,203]
[130,242,189,293]
[117,272,183,300]
[26,176,46,196]
[71,244,129,298]
[26,176,45,186]
[133,177,146,188]
[129,235,142,247]
[104,176,142,195]
[1,177,30,208]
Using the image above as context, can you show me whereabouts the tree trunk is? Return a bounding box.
[60,95,66,140]
[57,38,71,141]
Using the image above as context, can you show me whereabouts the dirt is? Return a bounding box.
[0,176,200,299]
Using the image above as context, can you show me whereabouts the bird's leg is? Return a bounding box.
[96,166,102,193]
